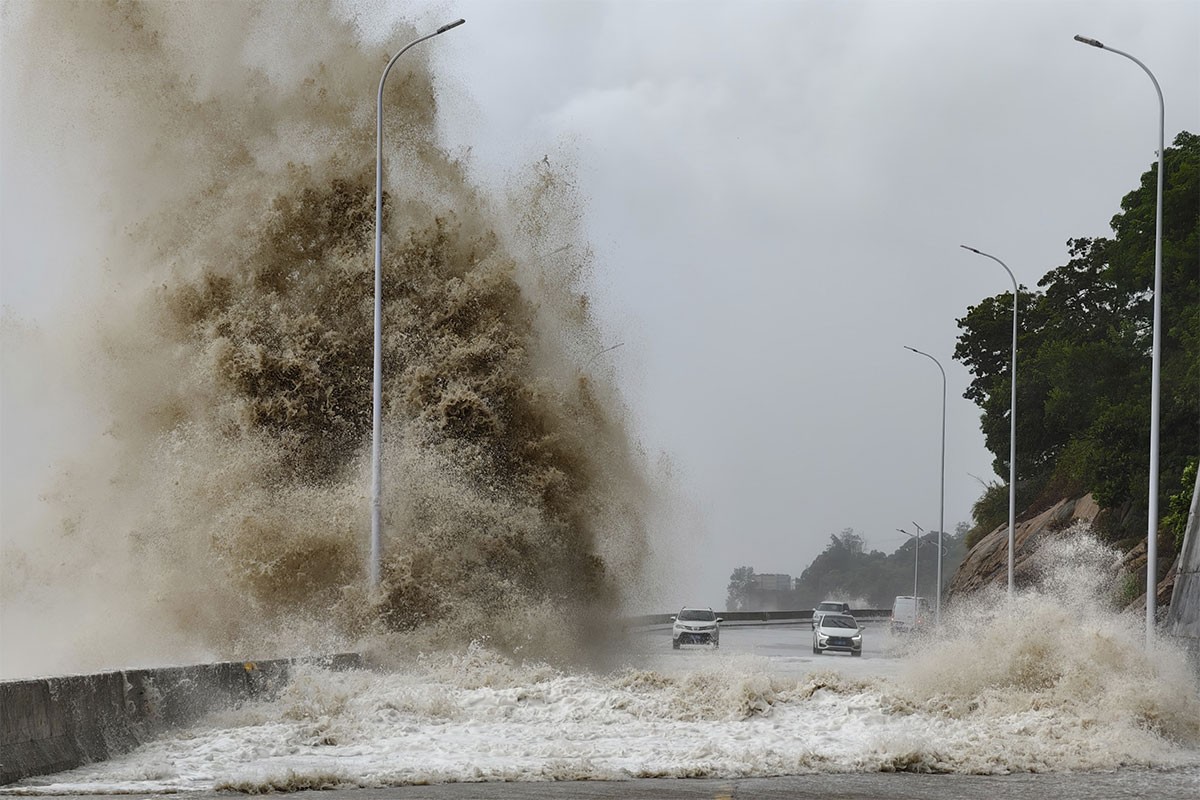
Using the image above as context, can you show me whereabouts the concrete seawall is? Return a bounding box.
[0,653,362,786]
[1165,467,1200,663]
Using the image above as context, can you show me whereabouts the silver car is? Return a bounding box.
[812,613,863,656]
[811,600,852,629]
[671,607,723,649]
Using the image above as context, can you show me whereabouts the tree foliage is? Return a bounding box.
[727,526,969,611]
[955,131,1199,547]
[726,566,755,611]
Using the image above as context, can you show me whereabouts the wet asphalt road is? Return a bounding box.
[6,624,1197,799]
[19,769,1200,800]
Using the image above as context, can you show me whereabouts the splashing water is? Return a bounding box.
[5,528,1197,792]
[2,6,1198,789]
[1,0,651,678]
[892,528,1200,763]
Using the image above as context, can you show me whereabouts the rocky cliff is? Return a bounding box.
[944,494,1178,611]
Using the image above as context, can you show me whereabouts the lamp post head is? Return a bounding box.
[437,18,466,34]
[960,244,982,255]
[1073,34,1104,49]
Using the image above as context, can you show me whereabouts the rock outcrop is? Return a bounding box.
[1116,538,1178,613]
[944,494,1102,599]
[945,492,1183,613]
[947,471,1200,672]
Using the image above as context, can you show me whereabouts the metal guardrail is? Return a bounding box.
[625,609,892,628]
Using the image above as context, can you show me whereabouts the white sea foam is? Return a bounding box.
[10,543,1199,795]
[2,1,1197,791]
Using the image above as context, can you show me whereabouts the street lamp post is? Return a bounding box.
[961,245,1018,597]
[913,522,925,602]
[1073,35,1165,648]
[371,19,466,592]
[904,346,947,623]
[897,527,920,601]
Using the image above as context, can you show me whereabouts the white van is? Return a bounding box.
[890,596,931,633]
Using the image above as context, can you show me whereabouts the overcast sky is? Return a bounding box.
[388,0,1199,607]
[4,1,1198,612]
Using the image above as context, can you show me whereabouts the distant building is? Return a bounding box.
[751,573,793,592]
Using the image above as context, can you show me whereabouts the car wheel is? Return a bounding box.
[812,646,820,655]
[672,640,680,650]
[852,650,862,657]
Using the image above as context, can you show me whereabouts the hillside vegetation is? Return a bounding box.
[726,526,970,611]
[728,133,1197,611]
[955,131,1198,568]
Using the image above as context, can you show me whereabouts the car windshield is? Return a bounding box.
[817,602,844,611]
[678,609,716,621]
[821,615,857,629]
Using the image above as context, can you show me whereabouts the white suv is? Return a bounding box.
[671,607,723,649]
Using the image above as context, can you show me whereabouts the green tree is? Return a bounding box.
[955,131,1199,545]
[730,524,971,611]
[726,566,755,611]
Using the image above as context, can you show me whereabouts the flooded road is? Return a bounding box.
[5,621,1197,798]
[6,770,1200,800]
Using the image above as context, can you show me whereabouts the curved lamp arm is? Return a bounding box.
[1073,33,1165,648]
[371,19,466,592]
[961,244,1018,598]
[904,345,947,623]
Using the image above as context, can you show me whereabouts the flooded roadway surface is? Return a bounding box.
[8,770,1200,800]
[4,622,1198,799]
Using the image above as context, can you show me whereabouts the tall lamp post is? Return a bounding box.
[904,346,947,623]
[897,527,920,601]
[961,245,1018,597]
[1073,35,1165,648]
[371,19,466,592]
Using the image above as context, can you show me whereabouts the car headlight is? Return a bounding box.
[851,634,861,641]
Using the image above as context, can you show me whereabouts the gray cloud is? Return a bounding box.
[412,0,1198,607]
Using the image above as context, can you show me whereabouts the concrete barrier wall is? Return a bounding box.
[1165,467,1200,666]
[624,608,893,628]
[0,653,362,786]
[0,609,902,785]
